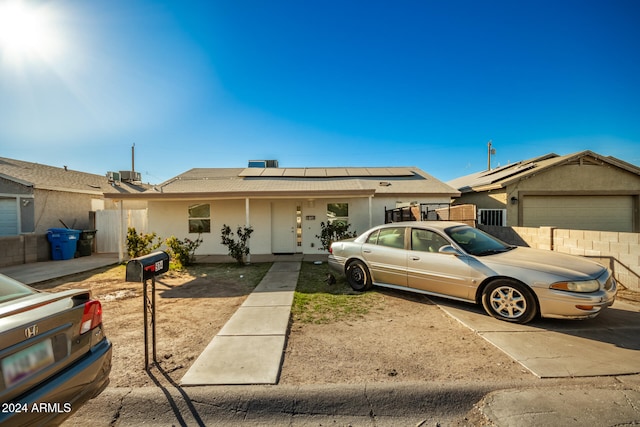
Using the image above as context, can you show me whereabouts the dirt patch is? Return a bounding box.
[34,263,539,389]
[35,264,266,387]
[281,290,531,384]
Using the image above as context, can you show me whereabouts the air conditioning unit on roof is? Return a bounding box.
[107,171,121,182]
[119,171,141,182]
[248,160,279,168]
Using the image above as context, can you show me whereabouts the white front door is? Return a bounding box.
[271,201,296,253]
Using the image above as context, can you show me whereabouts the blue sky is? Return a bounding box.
[1,0,639,184]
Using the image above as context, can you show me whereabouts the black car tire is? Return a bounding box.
[481,279,537,324]
[346,260,373,291]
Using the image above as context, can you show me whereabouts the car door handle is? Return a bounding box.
[363,249,372,254]
[410,256,420,261]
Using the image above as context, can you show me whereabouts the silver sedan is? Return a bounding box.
[328,221,617,324]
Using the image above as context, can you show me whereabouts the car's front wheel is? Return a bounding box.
[481,280,537,324]
[346,260,372,291]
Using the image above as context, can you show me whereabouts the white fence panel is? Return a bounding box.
[95,209,148,253]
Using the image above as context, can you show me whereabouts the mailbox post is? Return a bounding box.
[126,251,170,370]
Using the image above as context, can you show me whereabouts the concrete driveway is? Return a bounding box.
[436,297,640,378]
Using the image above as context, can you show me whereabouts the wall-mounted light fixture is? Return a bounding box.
[510,196,518,205]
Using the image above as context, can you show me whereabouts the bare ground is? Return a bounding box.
[35,263,535,390]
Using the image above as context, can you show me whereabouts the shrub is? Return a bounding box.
[126,227,163,259]
[221,225,253,265]
[165,235,203,269]
[316,221,357,251]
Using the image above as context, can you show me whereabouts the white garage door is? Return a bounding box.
[0,198,18,236]
[523,195,633,232]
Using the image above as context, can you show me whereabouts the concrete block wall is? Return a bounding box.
[0,234,50,268]
[554,229,640,293]
[512,226,554,250]
[480,225,640,292]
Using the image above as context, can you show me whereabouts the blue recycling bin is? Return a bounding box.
[47,228,81,260]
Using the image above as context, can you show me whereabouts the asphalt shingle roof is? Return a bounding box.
[0,157,149,195]
[448,150,640,193]
[107,166,460,199]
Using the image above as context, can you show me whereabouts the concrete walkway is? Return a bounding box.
[436,296,640,378]
[180,261,300,386]
[0,253,120,285]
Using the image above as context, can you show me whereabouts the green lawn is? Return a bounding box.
[292,261,384,324]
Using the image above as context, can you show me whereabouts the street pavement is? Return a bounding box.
[2,255,639,426]
[63,375,640,426]
[64,381,501,426]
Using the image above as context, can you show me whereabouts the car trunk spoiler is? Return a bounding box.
[0,289,91,320]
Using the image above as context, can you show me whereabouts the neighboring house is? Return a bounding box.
[104,163,460,258]
[0,156,152,267]
[448,150,640,232]
[0,157,148,236]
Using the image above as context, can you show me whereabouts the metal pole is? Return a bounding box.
[143,278,149,370]
[152,275,157,364]
[143,276,157,370]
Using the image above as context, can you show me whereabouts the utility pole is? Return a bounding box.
[487,140,496,170]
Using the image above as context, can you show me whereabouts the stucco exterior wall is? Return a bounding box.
[33,189,102,233]
[506,163,640,230]
[0,176,33,194]
[456,162,640,230]
[454,190,507,210]
[147,195,453,256]
[508,163,639,193]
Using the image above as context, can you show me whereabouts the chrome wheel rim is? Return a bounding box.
[489,286,526,319]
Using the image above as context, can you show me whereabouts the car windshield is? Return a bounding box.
[444,225,514,256]
[0,274,35,304]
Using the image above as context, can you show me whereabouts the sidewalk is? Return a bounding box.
[181,261,300,385]
[0,253,120,285]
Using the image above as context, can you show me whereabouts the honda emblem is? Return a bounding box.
[25,324,38,338]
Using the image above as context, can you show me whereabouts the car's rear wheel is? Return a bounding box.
[481,280,537,324]
[346,260,372,291]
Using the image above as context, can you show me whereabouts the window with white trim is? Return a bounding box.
[188,203,211,233]
[327,203,349,226]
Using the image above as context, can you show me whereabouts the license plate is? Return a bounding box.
[2,339,55,388]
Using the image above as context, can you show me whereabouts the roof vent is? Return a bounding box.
[248,160,279,168]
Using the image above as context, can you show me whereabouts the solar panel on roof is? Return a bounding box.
[239,167,416,178]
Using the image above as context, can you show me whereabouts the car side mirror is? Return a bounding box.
[439,245,463,256]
